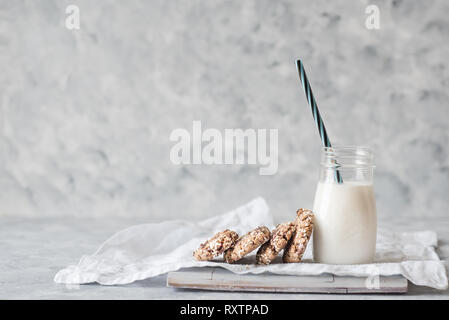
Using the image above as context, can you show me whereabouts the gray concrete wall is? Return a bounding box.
[0,0,448,222]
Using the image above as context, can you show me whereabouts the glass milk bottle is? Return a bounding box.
[312,146,377,264]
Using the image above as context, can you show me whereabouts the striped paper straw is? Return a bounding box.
[296,60,343,183]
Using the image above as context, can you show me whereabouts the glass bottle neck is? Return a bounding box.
[319,146,375,184]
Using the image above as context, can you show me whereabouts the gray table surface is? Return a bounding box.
[1,216,448,300]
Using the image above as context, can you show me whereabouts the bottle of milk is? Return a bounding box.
[312,146,377,264]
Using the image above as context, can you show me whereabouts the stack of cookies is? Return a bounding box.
[193,208,314,265]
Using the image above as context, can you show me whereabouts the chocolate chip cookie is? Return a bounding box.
[193,229,239,261]
[224,226,271,263]
[283,208,314,263]
[256,222,296,265]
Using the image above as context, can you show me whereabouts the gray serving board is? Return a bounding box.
[167,267,408,294]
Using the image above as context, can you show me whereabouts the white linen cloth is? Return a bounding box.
[54,197,448,290]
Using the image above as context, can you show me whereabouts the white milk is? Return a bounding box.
[312,181,377,264]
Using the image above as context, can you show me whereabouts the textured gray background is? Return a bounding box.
[0,0,448,223]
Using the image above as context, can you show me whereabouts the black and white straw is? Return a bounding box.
[296,59,343,183]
